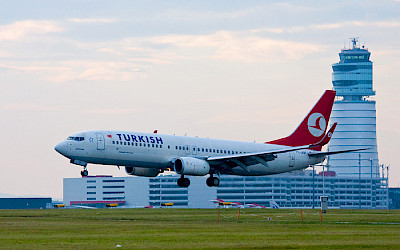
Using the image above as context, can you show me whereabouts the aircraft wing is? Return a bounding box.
[206,123,338,173]
[206,145,309,173]
[308,147,370,158]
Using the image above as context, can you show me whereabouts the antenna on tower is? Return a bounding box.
[350,37,359,49]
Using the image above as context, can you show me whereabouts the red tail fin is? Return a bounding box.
[266,90,336,149]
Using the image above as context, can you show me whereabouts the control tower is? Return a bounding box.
[327,38,379,178]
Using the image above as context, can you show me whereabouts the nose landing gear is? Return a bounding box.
[80,167,88,177]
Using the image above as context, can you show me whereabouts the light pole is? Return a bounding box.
[312,165,315,209]
[387,165,390,210]
[370,159,373,209]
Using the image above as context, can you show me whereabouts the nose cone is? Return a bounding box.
[55,141,68,156]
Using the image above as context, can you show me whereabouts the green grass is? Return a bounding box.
[0,208,399,249]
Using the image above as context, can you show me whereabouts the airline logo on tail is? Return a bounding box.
[307,113,326,137]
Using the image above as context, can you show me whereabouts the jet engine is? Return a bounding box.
[125,166,160,177]
[174,157,210,176]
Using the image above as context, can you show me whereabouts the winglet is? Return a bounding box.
[309,122,337,150]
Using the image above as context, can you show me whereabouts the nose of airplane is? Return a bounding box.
[54,141,68,156]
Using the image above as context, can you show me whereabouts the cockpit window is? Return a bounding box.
[67,136,85,141]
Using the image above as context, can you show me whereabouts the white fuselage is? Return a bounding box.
[55,130,325,176]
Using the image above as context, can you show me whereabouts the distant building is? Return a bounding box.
[63,172,388,209]
[328,38,379,178]
[0,198,52,209]
[389,188,400,209]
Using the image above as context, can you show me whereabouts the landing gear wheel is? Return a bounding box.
[206,176,220,187]
[81,169,88,177]
[177,176,190,187]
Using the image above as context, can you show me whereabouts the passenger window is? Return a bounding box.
[168,145,170,149]
[148,144,151,147]
[160,145,162,148]
[198,148,200,151]
[176,146,178,150]
[152,144,154,147]
[213,149,215,153]
[156,145,158,148]
[202,148,204,152]
[128,142,130,145]
[112,141,115,144]
[116,141,119,145]
[217,150,219,153]
[179,146,181,150]
[228,151,230,154]
[224,150,226,154]
[205,149,208,152]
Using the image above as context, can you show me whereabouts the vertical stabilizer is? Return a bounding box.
[266,90,336,149]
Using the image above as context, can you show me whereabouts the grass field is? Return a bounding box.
[0,208,399,249]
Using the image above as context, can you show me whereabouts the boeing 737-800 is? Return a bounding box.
[55,90,364,187]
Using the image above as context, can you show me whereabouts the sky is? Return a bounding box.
[1,0,400,199]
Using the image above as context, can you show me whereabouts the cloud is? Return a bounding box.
[146,31,323,63]
[251,20,400,34]
[82,108,141,115]
[0,60,145,82]
[0,28,323,82]
[1,103,59,112]
[67,18,116,24]
[0,20,63,42]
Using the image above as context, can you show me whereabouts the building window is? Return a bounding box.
[103,186,125,188]
[87,186,96,189]
[103,197,124,200]
[103,191,125,194]
[103,180,125,183]
[87,180,96,183]
[87,198,96,200]
[87,192,96,194]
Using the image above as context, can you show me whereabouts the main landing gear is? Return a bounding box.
[80,167,88,177]
[206,175,220,187]
[177,175,190,187]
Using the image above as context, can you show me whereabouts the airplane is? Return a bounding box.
[55,90,366,188]
[210,199,243,208]
[246,203,266,209]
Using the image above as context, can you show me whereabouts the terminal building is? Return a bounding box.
[63,172,388,209]
[63,38,389,209]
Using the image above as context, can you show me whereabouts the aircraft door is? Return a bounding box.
[192,146,198,155]
[185,145,190,155]
[289,152,295,167]
[96,133,105,150]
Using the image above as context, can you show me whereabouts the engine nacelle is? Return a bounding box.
[174,157,210,176]
[125,166,160,177]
